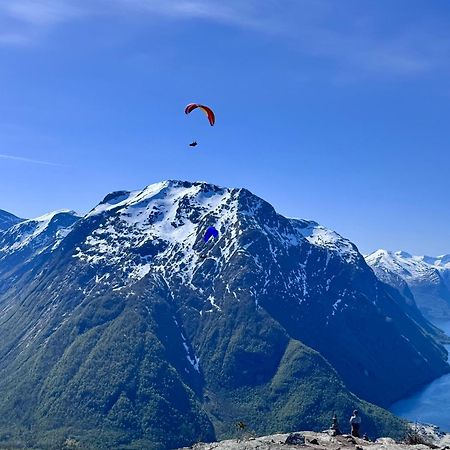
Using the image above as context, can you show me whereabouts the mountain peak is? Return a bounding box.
[23,209,78,224]
[0,209,79,257]
[365,249,392,261]
[428,254,450,268]
[0,209,23,231]
[394,250,412,259]
[90,180,233,218]
[75,179,361,285]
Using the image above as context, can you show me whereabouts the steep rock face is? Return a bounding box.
[0,181,447,448]
[366,250,450,322]
[0,209,22,231]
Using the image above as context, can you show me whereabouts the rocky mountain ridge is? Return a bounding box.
[178,426,450,450]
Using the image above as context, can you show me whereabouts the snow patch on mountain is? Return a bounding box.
[292,220,359,264]
[75,182,238,286]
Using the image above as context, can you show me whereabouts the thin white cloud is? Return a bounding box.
[0,0,449,79]
[3,0,81,26]
[0,0,85,44]
[294,26,439,78]
[0,0,278,42]
[0,154,63,167]
[101,0,270,29]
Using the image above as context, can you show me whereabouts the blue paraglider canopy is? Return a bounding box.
[204,226,219,243]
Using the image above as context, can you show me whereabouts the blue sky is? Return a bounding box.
[1,0,450,255]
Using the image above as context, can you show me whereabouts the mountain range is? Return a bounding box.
[0,181,448,450]
[365,250,450,323]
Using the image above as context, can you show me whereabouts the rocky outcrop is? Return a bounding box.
[178,428,450,450]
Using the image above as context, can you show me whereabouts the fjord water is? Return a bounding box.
[390,321,450,431]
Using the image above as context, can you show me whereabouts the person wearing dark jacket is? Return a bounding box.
[350,410,361,437]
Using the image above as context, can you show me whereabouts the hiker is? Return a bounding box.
[349,410,361,437]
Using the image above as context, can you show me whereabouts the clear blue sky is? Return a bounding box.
[1,0,450,256]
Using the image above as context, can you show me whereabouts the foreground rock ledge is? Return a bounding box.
[178,430,450,450]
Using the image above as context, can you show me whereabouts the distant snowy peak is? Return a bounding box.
[366,249,450,321]
[395,250,413,259]
[0,210,79,257]
[0,209,23,231]
[20,210,78,230]
[365,249,441,283]
[390,250,450,270]
[420,254,450,270]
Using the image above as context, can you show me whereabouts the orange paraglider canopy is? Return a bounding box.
[185,103,215,126]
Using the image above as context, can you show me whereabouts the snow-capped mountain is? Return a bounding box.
[72,181,359,292]
[0,210,79,257]
[0,181,447,449]
[0,209,22,231]
[366,250,450,322]
[422,254,450,288]
[0,210,80,293]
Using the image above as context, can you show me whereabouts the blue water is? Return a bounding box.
[390,321,450,431]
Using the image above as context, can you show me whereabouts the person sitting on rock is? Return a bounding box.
[350,410,362,438]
